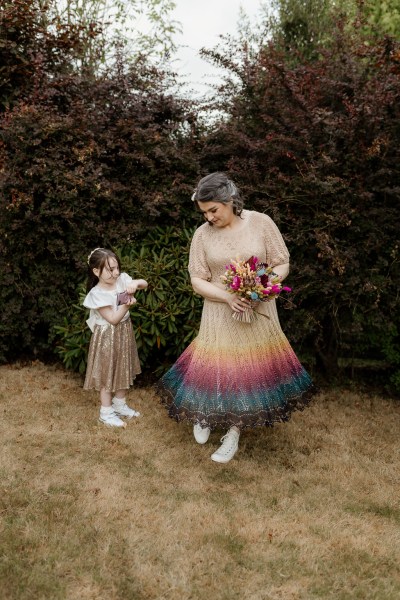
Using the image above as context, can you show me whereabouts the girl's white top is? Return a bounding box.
[83,272,134,332]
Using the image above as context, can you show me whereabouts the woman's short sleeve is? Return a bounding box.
[261,213,290,267]
[188,228,211,281]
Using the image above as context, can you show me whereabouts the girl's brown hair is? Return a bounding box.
[86,248,121,292]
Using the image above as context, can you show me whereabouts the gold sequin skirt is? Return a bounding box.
[84,318,141,392]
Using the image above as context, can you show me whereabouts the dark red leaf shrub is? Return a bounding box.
[200,26,400,383]
[0,6,200,361]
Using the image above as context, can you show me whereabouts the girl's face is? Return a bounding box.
[94,257,120,288]
[197,200,235,228]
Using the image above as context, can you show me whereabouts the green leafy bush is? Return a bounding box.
[53,226,203,376]
[52,286,92,375]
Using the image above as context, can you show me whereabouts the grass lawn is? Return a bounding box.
[1,362,400,600]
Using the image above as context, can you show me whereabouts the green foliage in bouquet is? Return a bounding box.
[53,225,203,377]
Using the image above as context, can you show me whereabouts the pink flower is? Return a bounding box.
[230,276,241,290]
[262,289,270,295]
[282,286,292,292]
[271,285,281,293]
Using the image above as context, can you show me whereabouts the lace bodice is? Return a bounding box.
[188,210,290,285]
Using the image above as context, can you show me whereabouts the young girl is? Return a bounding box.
[83,247,148,427]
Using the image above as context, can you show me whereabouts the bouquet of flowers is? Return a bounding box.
[220,255,292,323]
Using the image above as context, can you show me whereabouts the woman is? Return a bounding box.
[157,172,317,464]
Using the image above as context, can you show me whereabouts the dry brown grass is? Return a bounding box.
[1,362,400,600]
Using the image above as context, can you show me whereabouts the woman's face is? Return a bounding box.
[197,200,235,228]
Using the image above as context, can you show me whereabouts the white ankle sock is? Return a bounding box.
[228,427,240,438]
[112,397,126,406]
[100,406,114,414]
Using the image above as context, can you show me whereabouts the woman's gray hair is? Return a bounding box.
[191,172,244,217]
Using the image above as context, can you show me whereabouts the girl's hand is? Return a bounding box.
[126,283,138,295]
[126,295,137,306]
[126,279,148,294]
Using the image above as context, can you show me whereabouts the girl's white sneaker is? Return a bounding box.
[193,423,211,444]
[112,402,140,419]
[211,429,240,463]
[99,408,126,428]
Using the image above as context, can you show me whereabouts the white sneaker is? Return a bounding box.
[211,429,240,463]
[193,423,211,444]
[112,399,140,419]
[99,409,126,428]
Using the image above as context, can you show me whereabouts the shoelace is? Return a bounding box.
[218,433,237,455]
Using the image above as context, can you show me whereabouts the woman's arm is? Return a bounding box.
[191,277,230,302]
[191,277,251,313]
[191,261,290,313]
[272,263,290,281]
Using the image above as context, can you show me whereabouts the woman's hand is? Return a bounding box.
[228,296,252,313]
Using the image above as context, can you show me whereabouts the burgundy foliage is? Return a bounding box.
[201,28,400,379]
[1,3,399,388]
[0,2,200,360]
